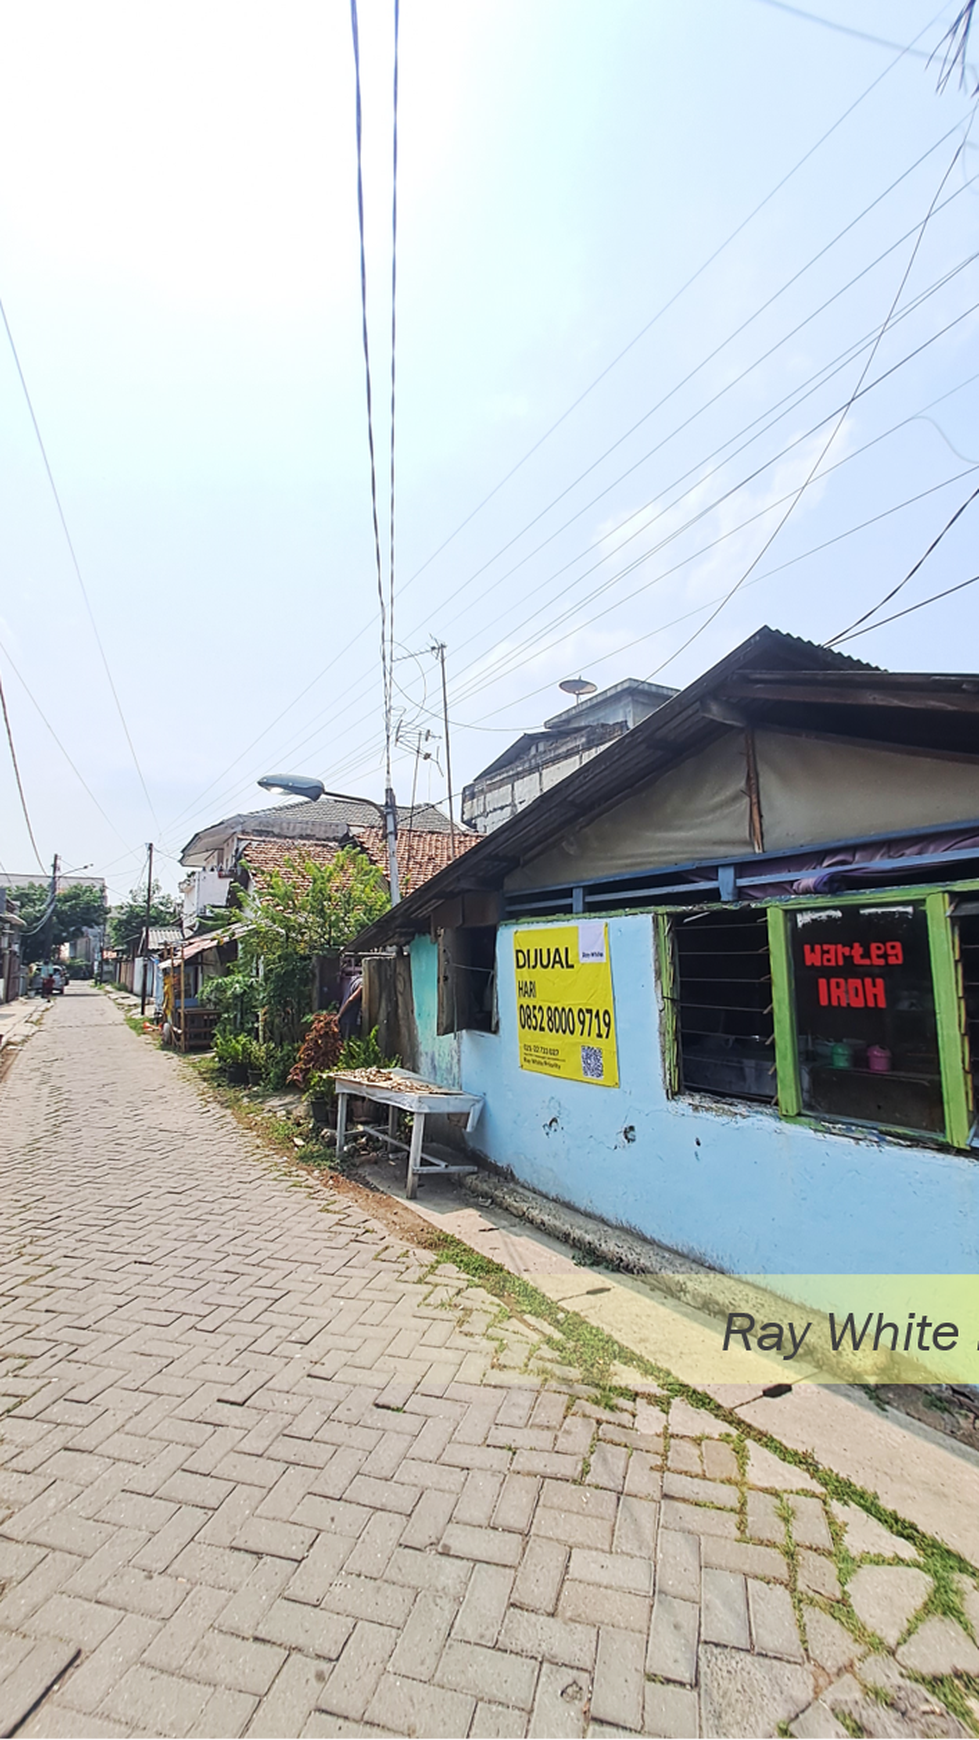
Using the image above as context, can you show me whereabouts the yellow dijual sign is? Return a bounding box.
[514,923,619,1087]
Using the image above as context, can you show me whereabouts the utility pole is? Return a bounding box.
[431,641,456,848]
[140,843,153,1017]
[41,853,59,965]
[383,791,400,905]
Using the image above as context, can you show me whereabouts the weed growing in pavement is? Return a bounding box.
[182,1052,979,1625]
[835,1710,865,1738]
[183,1056,350,1176]
[916,1671,979,1736]
[421,1232,979,1596]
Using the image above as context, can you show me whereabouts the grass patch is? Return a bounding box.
[835,1709,865,1738]
[184,1051,979,1595]
[917,1671,979,1735]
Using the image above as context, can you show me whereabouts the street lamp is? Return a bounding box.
[257,774,326,803]
[256,775,401,904]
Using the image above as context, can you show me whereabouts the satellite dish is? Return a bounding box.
[558,677,598,704]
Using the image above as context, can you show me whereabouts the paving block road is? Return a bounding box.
[1,989,977,1738]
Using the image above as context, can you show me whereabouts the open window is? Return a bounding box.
[672,908,776,1102]
[952,899,978,1130]
[437,926,498,1035]
[788,902,945,1136]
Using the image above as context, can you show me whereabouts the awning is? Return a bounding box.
[160,925,249,968]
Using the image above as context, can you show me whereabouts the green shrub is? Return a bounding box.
[288,1011,343,1091]
[336,1027,399,1074]
[262,1042,300,1091]
[213,1032,252,1079]
[200,969,260,1039]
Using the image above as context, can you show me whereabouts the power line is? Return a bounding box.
[223,379,979,807]
[0,670,44,872]
[429,206,979,691]
[165,196,979,840]
[154,14,944,840]
[0,638,132,849]
[399,7,945,595]
[450,462,979,725]
[349,0,393,792]
[447,279,979,707]
[0,295,159,827]
[833,569,979,642]
[744,0,933,59]
[825,482,979,643]
[419,120,968,642]
[389,0,400,750]
[645,125,973,680]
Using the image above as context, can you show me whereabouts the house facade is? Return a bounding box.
[354,629,979,1285]
[179,793,474,928]
[462,677,676,834]
[0,891,25,1002]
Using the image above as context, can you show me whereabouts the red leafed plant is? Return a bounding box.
[288,1011,343,1090]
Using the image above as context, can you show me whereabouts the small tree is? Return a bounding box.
[241,846,389,1048]
[109,880,181,950]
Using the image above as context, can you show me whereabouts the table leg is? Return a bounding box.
[405,1111,425,1200]
[336,1091,348,1160]
[387,1103,397,1147]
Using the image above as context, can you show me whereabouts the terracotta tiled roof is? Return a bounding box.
[239,839,342,881]
[239,828,476,896]
[354,827,477,895]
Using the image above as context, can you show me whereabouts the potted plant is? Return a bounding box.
[243,1037,266,1087]
[214,1032,249,1084]
[306,1070,335,1128]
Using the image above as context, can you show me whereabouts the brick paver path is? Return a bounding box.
[1,990,976,1738]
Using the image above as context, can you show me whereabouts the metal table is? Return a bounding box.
[332,1069,483,1199]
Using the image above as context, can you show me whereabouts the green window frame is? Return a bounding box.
[657,882,977,1150]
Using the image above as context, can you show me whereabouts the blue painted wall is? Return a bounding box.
[410,934,460,1088]
[411,918,979,1278]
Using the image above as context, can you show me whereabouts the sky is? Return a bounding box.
[1,0,977,902]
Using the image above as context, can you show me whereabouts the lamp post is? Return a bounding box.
[256,776,400,903]
[257,775,327,803]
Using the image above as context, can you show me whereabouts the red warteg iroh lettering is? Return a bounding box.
[816,976,887,1008]
[802,941,903,969]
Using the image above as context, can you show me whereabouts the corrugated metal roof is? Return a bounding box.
[161,923,249,965]
[146,927,183,949]
[351,626,885,950]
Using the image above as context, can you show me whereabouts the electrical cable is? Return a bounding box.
[167,219,979,838]
[644,125,973,680]
[396,466,979,740]
[389,0,400,760]
[428,215,979,688]
[825,482,979,643]
[833,569,979,641]
[405,120,969,631]
[396,461,979,740]
[297,313,979,774]
[0,295,159,828]
[157,16,947,838]
[744,0,933,59]
[196,372,979,818]
[447,282,979,707]
[0,670,44,871]
[935,2,977,93]
[399,6,947,595]
[0,638,133,849]
[349,0,394,797]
